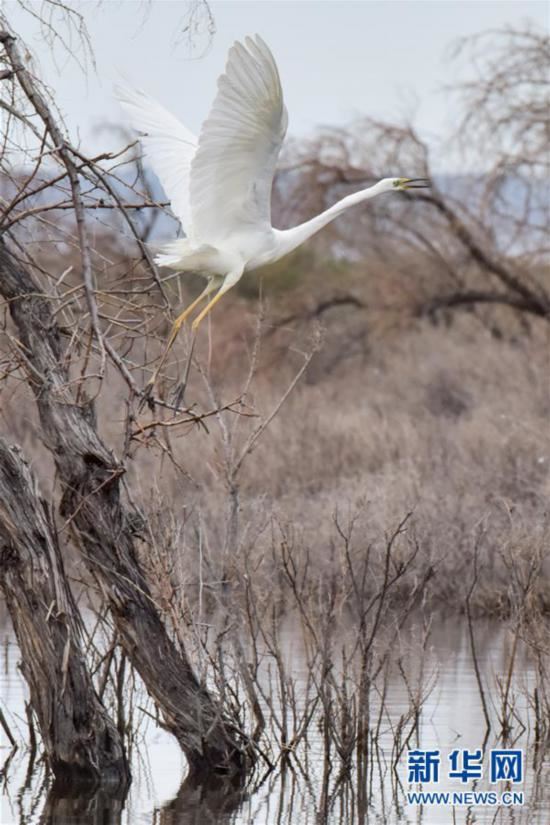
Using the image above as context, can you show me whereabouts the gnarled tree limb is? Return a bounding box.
[0,438,129,790]
[0,237,251,776]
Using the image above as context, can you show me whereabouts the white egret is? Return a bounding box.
[116,35,428,390]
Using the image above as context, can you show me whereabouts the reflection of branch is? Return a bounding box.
[159,771,246,825]
[41,783,127,824]
[465,537,492,735]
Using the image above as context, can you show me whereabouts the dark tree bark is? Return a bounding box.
[0,238,251,776]
[0,439,129,790]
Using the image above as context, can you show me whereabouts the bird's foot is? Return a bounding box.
[171,330,197,413]
[138,381,157,412]
[171,380,188,413]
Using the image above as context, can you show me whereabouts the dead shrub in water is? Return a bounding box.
[137,504,436,820]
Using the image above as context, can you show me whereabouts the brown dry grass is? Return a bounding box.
[1,241,549,617]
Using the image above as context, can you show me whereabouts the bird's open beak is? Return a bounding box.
[401,177,430,190]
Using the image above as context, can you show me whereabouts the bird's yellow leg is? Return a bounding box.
[191,286,229,332]
[145,283,214,391]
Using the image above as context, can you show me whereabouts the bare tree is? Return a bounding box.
[0,7,252,787]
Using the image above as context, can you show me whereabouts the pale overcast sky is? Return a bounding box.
[9,0,548,171]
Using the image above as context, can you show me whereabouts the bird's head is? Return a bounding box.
[385,177,430,192]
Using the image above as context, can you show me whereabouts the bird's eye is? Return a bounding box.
[392,179,400,188]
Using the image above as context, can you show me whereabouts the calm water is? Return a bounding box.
[1,616,549,824]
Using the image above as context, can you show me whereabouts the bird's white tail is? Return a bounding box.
[153,239,218,271]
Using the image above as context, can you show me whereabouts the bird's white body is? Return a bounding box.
[116,34,427,378]
[152,179,398,278]
[155,227,279,274]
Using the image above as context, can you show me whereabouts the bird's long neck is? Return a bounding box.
[274,181,386,260]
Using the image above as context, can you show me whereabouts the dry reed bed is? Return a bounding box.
[1,250,549,617]
[132,303,550,618]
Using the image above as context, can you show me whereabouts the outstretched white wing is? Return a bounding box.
[115,84,197,235]
[190,35,288,245]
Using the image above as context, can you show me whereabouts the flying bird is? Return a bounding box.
[117,35,428,391]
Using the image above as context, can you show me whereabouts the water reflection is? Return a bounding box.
[1,617,549,824]
[40,786,127,825]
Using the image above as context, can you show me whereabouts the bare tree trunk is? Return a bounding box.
[0,238,251,776]
[0,439,129,790]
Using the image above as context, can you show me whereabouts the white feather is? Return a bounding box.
[115,83,197,236]
[114,35,427,348]
[189,34,288,245]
